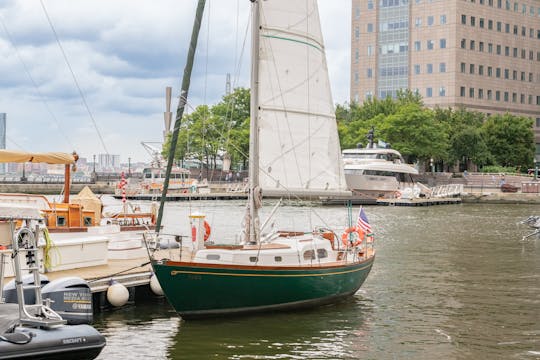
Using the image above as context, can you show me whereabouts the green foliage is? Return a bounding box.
[482,114,534,168]
[162,88,251,170]
[337,96,535,171]
[480,165,519,174]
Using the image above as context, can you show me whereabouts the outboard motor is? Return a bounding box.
[41,277,93,324]
[3,274,49,304]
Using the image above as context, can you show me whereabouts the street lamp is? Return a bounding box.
[128,157,131,177]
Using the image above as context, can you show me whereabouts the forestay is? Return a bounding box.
[257,0,348,197]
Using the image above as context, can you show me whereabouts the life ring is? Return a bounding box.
[191,221,212,241]
[341,227,364,247]
[395,190,402,199]
[203,220,211,241]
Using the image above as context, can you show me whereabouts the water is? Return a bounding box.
[93,200,540,359]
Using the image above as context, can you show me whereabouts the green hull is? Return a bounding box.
[152,256,375,318]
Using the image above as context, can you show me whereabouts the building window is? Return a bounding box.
[521,94,525,104]
[415,41,421,51]
[460,39,466,49]
[427,63,433,73]
[367,68,373,78]
[513,47,517,57]
[478,88,484,99]
[367,23,373,32]
[513,25,518,35]
[440,15,447,24]
[470,64,475,74]
[512,70,517,80]
[440,39,446,48]
[479,18,484,28]
[488,66,493,76]
[512,93,517,102]
[505,23,510,33]
[504,68,509,79]
[487,89,493,100]
[415,17,422,27]
[504,91,509,102]
[460,86,466,97]
[426,87,433,97]
[414,64,421,74]
[521,49,526,59]
[522,26,526,37]
[427,16,434,26]
[488,43,493,53]
[355,27,360,39]
[497,21,502,31]
[504,46,509,56]
[460,62,466,73]
[367,45,373,56]
[496,67,501,78]
[488,19,493,29]
[439,63,446,72]
[470,16,476,26]
[529,95,533,104]
[530,73,534,82]
[479,65,484,75]
[461,14,467,24]
[470,88,475,98]
[470,40,475,50]
[496,44,501,55]
[368,0,374,9]
[427,40,434,50]
[496,90,501,101]
[439,87,446,96]
[479,42,484,52]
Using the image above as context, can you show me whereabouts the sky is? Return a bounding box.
[0,0,351,163]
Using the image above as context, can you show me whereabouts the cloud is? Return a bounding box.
[0,0,351,163]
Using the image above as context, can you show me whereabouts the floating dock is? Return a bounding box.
[114,192,247,201]
[376,197,462,206]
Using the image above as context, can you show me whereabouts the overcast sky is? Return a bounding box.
[0,0,351,163]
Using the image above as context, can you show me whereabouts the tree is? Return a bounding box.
[482,114,534,168]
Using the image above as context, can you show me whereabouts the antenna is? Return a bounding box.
[163,87,173,141]
[225,73,231,96]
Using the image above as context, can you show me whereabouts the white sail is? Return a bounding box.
[257,0,349,197]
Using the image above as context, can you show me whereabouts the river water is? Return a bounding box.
[93,200,540,359]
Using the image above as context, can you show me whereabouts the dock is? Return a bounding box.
[376,197,462,206]
[115,192,247,201]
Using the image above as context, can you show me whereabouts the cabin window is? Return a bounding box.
[303,250,316,260]
[249,256,258,262]
[56,216,66,227]
[206,254,220,260]
[317,249,328,259]
[274,256,282,262]
[83,217,93,226]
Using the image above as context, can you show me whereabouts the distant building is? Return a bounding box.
[98,154,121,172]
[351,0,540,154]
[0,113,6,173]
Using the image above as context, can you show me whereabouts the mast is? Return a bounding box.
[155,0,206,233]
[246,0,261,244]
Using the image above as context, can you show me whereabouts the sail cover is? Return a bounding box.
[257,0,348,197]
[0,150,76,164]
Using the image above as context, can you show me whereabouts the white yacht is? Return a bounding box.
[342,145,419,200]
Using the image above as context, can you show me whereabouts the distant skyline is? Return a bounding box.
[0,0,351,163]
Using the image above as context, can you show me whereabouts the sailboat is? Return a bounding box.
[151,0,375,318]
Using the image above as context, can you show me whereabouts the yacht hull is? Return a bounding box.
[152,256,375,319]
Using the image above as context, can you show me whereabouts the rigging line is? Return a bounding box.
[39,0,109,155]
[6,136,26,151]
[0,15,75,151]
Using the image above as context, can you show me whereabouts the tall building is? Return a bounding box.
[351,0,540,146]
[98,153,121,171]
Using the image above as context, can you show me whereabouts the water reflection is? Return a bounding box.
[169,296,374,360]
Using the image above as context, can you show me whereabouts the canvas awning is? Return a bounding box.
[0,150,76,164]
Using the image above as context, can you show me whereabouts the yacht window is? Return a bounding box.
[274,256,282,262]
[344,169,364,175]
[249,256,258,262]
[317,249,328,259]
[303,250,316,260]
[56,216,66,227]
[83,217,93,226]
[206,254,220,260]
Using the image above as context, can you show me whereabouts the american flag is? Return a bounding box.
[357,207,373,235]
